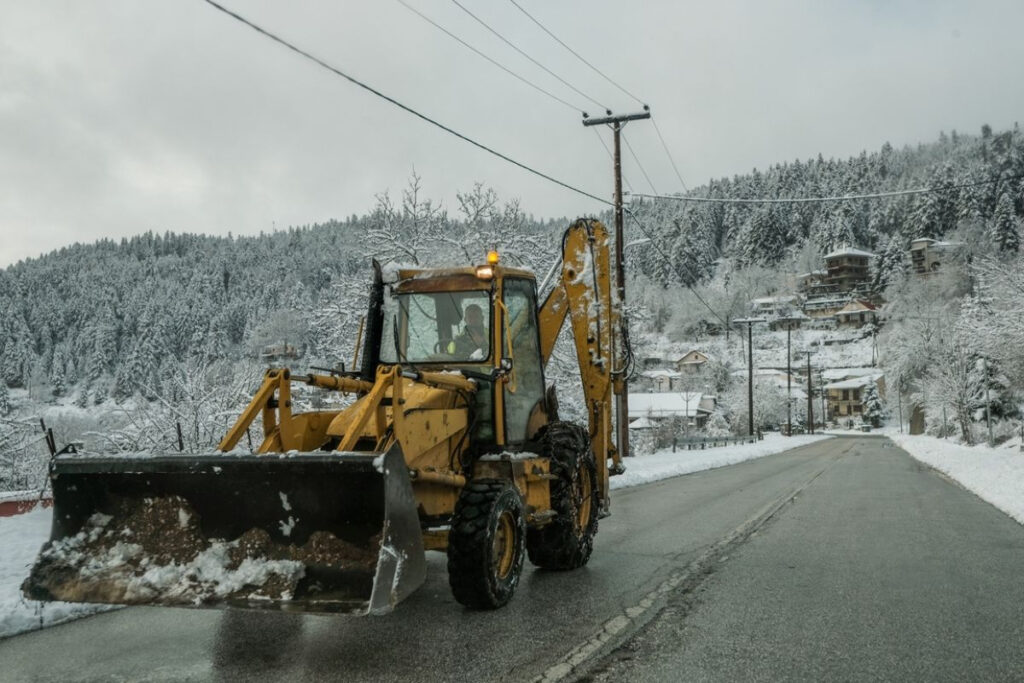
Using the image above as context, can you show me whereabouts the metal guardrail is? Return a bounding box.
[670,434,761,451]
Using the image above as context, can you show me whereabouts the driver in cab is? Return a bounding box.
[448,303,488,358]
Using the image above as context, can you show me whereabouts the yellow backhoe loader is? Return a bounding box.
[24,218,628,614]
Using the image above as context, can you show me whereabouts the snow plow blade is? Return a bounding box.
[22,445,426,615]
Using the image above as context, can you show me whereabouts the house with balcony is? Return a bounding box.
[909,238,958,275]
[834,300,878,329]
[823,371,885,421]
[823,246,874,293]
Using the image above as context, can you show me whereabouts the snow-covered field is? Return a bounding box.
[889,432,1024,525]
[0,506,112,640]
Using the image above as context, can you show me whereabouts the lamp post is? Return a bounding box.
[734,318,766,436]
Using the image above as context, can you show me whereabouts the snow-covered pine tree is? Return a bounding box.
[0,381,10,416]
[990,191,1020,252]
[861,383,885,427]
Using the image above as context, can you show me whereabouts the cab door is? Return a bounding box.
[500,278,547,446]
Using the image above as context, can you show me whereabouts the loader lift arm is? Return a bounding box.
[537,219,625,501]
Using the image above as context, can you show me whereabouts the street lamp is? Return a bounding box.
[734,317,766,436]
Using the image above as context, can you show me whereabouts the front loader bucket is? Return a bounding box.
[23,444,426,615]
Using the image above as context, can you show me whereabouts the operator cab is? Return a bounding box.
[380,256,548,450]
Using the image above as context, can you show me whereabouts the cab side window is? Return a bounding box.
[502,279,546,445]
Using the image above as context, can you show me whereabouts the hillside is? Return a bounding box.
[1,127,1022,471]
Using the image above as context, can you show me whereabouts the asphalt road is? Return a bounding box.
[584,437,1024,682]
[1,436,1021,682]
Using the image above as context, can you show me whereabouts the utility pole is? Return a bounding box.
[898,385,904,434]
[984,357,994,446]
[820,371,827,429]
[734,318,766,436]
[778,316,800,436]
[787,325,792,436]
[583,108,651,463]
[798,351,815,435]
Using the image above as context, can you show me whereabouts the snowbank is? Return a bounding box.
[890,433,1024,525]
[610,433,833,490]
[0,505,113,640]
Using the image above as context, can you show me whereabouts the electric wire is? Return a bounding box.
[203,0,612,207]
[622,131,658,195]
[651,117,688,192]
[395,0,584,115]
[450,0,609,114]
[506,0,646,107]
[203,0,728,329]
[630,173,1024,205]
[624,207,729,327]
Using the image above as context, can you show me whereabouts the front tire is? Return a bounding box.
[526,422,599,570]
[447,480,526,609]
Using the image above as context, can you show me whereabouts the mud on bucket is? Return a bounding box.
[23,445,426,615]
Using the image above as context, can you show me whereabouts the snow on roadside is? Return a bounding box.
[610,433,833,490]
[0,505,113,640]
[890,433,1024,525]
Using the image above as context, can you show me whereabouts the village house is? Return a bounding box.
[909,237,958,275]
[749,295,799,319]
[638,369,681,392]
[628,392,716,430]
[675,350,710,374]
[823,246,875,293]
[822,370,885,421]
[834,300,878,329]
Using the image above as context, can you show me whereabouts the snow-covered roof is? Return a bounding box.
[797,270,828,278]
[824,374,882,390]
[835,300,877,315]
[641,369,681,379]
[628,417,657,430]
[910,237,961,250]
[731,368,791,378]
[628,392,709,418]
[824,247,875,259]
[751,295,798,305]
[676,350,710,363]
[821,367,879,381]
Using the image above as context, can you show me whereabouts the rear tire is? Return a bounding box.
[447,479,526,609]
[526,422,599,570]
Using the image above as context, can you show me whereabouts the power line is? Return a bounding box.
[630,173,1024,205]
[506,0,646,107]
[203,0,612,207]
[622,131,658,195]
[651,117,688,192]
[623,207,728,326]
[450,0,609,115]
[395,0,584,115]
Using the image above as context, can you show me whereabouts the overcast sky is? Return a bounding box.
[2,1,1023,267]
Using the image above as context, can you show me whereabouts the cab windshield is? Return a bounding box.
[380,289,492,363]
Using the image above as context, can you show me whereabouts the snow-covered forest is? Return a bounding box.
[2,125,1023,485]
